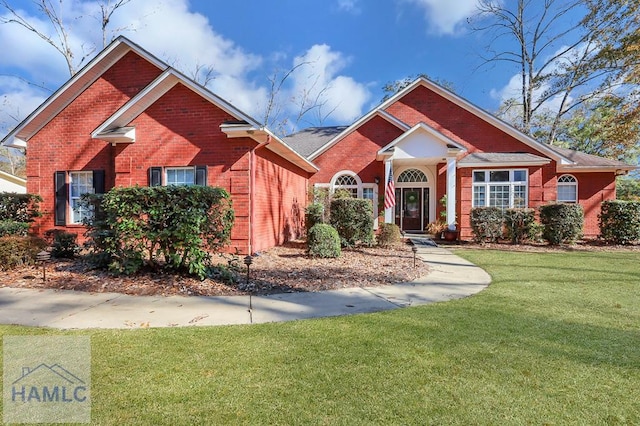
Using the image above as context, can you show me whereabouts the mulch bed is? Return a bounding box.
[0,240,430,297]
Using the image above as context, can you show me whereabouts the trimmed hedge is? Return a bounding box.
[0,235,47,270]
[0,193,41,222]
[329,198,374,247]
[307,224,341,258]
[539,203,584,244]
[599,200,640,244]
[82,185,234,279]
[470,207,504,243]
[44,229,78,258]
[305,202,325,234]
[377,223,402,247]
[504,208,536,244]
[0,220,29,237]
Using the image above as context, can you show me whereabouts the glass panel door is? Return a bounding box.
[402,188,422,230]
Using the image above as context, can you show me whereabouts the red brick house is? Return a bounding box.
[2,37,635,250]
[0,37,317,254]
[284,79,635,240]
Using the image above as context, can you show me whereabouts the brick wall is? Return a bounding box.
[26,50,311,253]
[26,51,163,236]
[252,147,310,253]
[311,115,403,197]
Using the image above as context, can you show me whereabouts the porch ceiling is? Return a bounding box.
[377,122,466,163]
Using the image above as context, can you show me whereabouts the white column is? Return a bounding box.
[446,155,457,230]
[384,160,393,223]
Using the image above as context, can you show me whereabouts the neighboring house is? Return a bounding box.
[1,37,635,251]
[284,79,636,240]
[0,170,26,193]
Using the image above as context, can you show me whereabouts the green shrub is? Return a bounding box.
[44,229,79,258]
[305,202,325,234]
[329,198,374,247]
[0,235,47,270]
[0,193,41,222]
[81,185,234,279]
[504,208,536,244]
[377,223,402,247]
[0,220,29,237]
[470,207,504,243]
[599,200,640,244]
[539,203,584,245]
[307,224,341,258]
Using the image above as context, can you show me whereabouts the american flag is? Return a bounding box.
[384,173,395,209]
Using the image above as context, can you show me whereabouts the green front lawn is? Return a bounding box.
[1,249,639,425]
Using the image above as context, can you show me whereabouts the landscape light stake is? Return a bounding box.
[412,245,418,268]
[36,250,51,282]
[244,255,253,309]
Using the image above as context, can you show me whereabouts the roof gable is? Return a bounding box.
[306,110,410,160]
[93,68,260,140]
[377,122,466,161]
[1,36,166,148]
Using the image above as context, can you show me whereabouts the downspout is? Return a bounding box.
[248,134,271,255]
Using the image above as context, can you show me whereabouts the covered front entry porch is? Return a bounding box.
[392,167,434,232]
[378,122,466,233]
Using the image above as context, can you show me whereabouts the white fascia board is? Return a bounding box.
[377,122,467,156]
[2,136,26,149]
[413,78,572,165]
[220,126,318,173]
[557,165,638,173]
[1,36,166,147]
[459,160,551,168]
[95,68,262,138]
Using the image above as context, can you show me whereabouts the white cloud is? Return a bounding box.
[0,77,48,133]
[0,0,370,133]
[288,44,371,123]
[490,73,570,115]
[336,0,362,14]
[402,0,480,35]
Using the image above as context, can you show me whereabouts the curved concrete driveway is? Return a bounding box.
[0,239,491,329]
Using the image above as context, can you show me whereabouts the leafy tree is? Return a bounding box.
[617,176,640,201]
[471,0,637,145]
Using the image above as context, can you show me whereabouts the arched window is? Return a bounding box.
[397,168,428,183]
[557,174,578,203]
[333,173,359,198]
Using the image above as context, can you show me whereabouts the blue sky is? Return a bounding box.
[0,0,572,134]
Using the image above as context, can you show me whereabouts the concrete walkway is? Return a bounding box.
[0,238,491,329]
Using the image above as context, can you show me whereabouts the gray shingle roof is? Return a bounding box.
[458,152,550,165]
[282,126,348,158]
[546,145,634,168]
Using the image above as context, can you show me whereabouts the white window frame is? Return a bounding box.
[472,169,528,209]
[557,174,578,203]
[165,166,196,186]
[69,171,94,224]
[321,171,379,224]
[331,171,361,198]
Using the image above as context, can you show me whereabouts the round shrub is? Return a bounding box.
[0,235,47,270]
[599,200,640,244]
[307,224,341,258]
[0,220,29,237]
[539,203,584,245]
[504,208,536,244]
[470,207,504,243]
[305,202,325,234]
[329,198,374,247]
[377,223,402,247]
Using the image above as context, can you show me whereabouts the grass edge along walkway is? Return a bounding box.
[1,249,638,425]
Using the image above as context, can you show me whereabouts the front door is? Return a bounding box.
[395,188,430,231]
